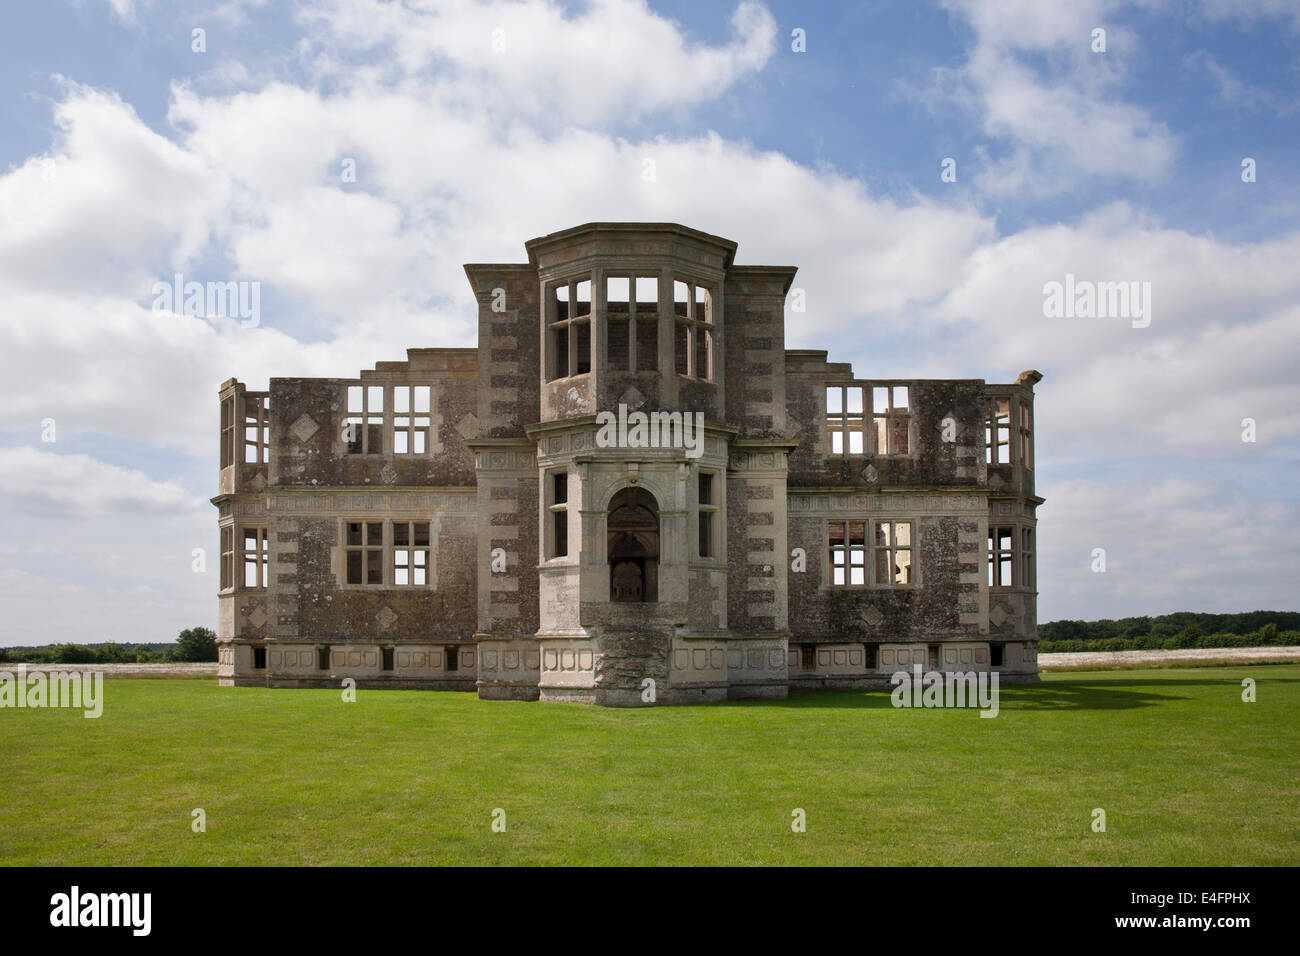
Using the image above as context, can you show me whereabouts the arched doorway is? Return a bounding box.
[608,487,659,603]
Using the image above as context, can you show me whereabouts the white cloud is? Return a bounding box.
[0,447,200,517]
[294,0,778,125]
[935,0,1177,195]
[1039,478,1300,619]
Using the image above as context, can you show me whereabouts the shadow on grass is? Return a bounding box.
[735,669,1300,713]
[740,678,1260,712]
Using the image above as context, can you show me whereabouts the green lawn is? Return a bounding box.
[2,666,1297,866]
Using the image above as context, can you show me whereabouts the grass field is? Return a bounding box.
[2,666,1297,866]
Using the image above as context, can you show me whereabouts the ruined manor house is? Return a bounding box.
[213,222,1043,704]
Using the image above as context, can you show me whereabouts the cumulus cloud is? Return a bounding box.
[0,448,200,517]
[934,0,1177,195]
[294,0,779,125]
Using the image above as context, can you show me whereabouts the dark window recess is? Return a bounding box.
[990,644,1004,667]
[927,644,940,669]
[554,327,569,378]
[697,473,715,559]
[318,647,330,671]
[554,511,567,557]
[865,645,878,669]
[575,322,591,375]
[382,647,394,671]
[800,645,816,671]
[253,647,266,669]
[636,317,658,372]
[446,646,459,672]
[552,473,568,557]
[608,318,630,371]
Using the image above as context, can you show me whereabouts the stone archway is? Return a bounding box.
[607,486,659,603]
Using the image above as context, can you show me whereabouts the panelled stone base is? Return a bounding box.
[235,676,477,691]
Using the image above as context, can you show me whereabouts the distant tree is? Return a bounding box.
[174,627,218,663]
[53,644,98,663]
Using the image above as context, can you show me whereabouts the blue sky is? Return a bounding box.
[1,0,1298,645]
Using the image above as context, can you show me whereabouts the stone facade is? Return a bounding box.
[212,222,1043,704]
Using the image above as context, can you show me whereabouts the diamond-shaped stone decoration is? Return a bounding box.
[455,413,478,439]
[861,463,879,484]
[380,463,398,485]
[860,606,884,627]
[620,385,646,409]
[248,607,267,629]
[989,605,1009,627]
[376,606,398,631]
[290,414,319,443]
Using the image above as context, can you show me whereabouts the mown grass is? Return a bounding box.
[2,666,1296,866]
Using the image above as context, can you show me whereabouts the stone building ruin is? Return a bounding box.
[213,222,1043,704]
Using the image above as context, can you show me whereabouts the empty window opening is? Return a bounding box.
[243,393,269,464]
[1019,402,1033,469]
[990,644,1004,667]
[317,647,330,671]
[548,279,592,381]
[865,645,879,669]
[346,385,384,454]
[1021,528,1035,591]
[252,647,266,669]
[871,386,909,455]
[829,520,866,586]
[800,645,816,671]
[927,644,940,669]
[549,471,568,558]
[673,280,713,381]
[988,527,1014,587]
[873,521,913,586]
[446,646,459,672]
[826,386,864,455]
[346,521,384,585]
[220,396,236,468]
[827,384,909,455]
[986,398,1011,464]
[382,647,394,671]
[697,472,717,559]
[608,487,659,602]
[394,385,433,455]
[242,527,269,589]
[220,526,234,591]
[393,521,431,586]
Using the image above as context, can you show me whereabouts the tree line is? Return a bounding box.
[1038,611,1300,653]
[0,627,218,664]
